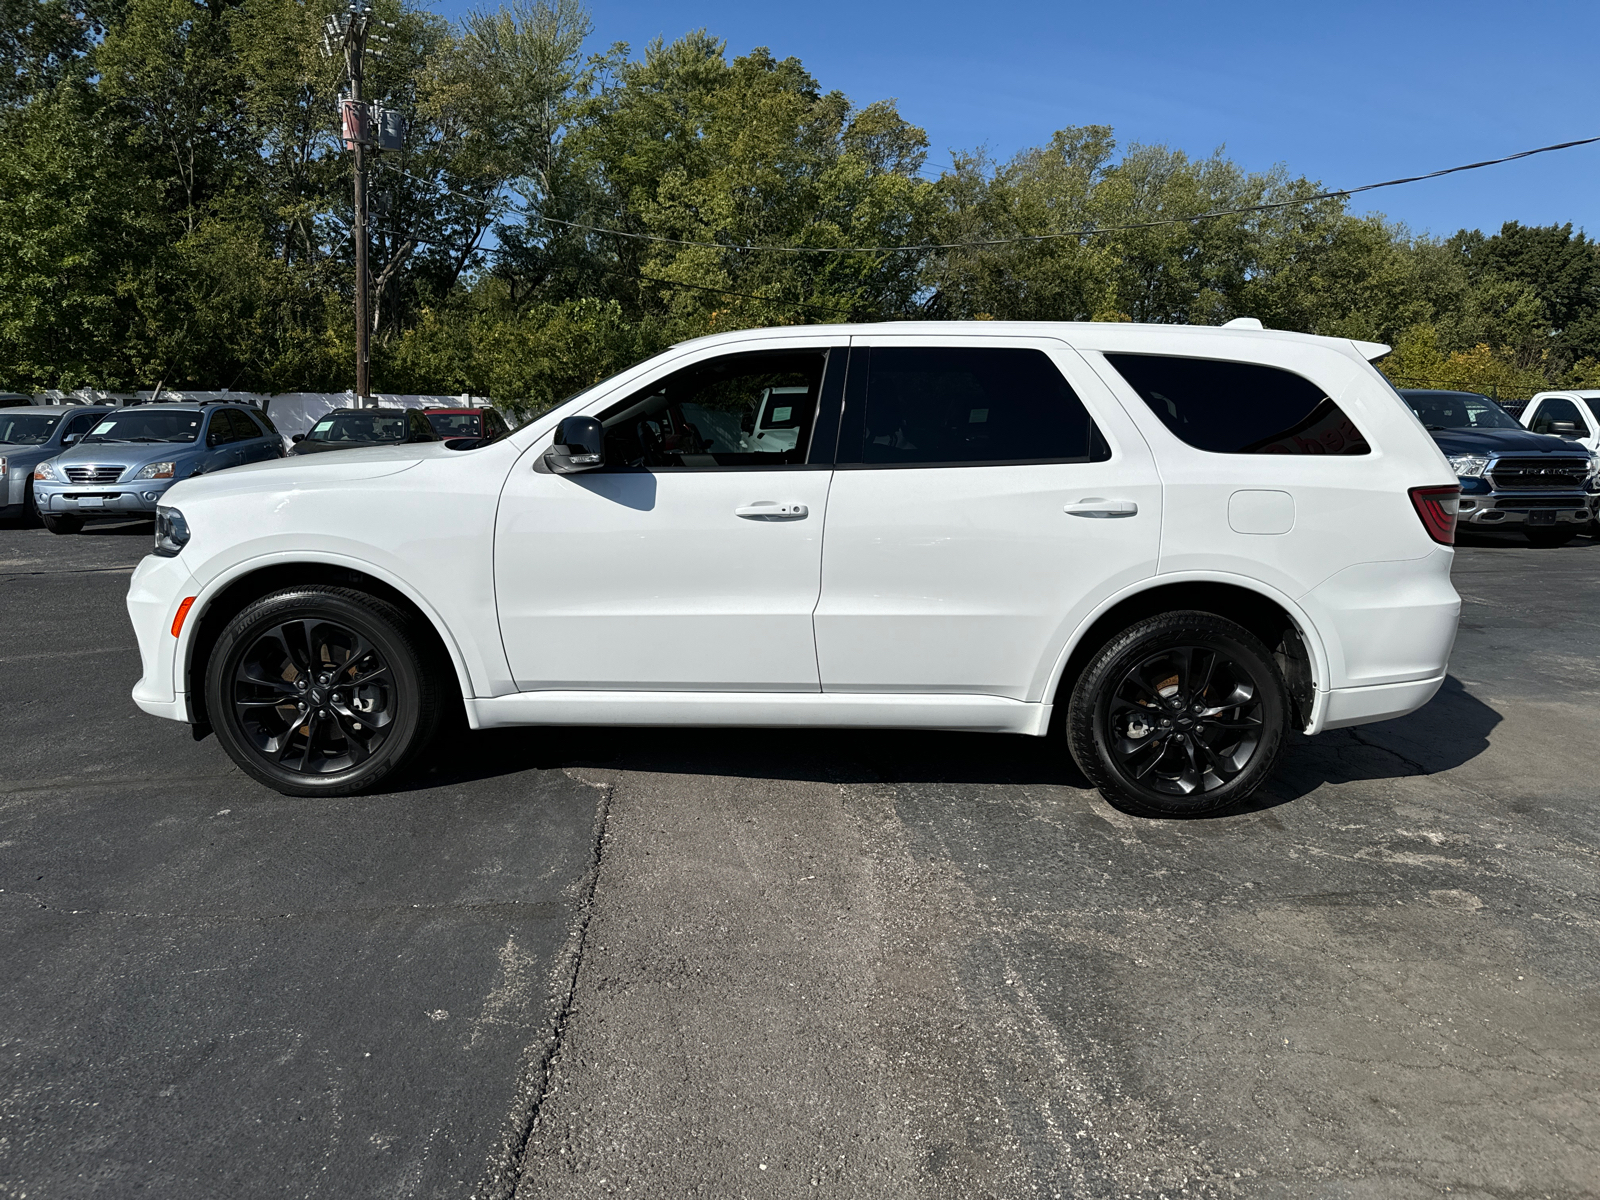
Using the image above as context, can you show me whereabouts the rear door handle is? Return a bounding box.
[1064,498,1138,518]
[735,502,808,519]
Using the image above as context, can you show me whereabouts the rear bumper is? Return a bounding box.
[1318,674,1446,731]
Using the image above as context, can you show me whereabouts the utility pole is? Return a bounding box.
[323,5,394,407]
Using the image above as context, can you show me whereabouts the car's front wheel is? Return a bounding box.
[204,586,445,797]
[1066,611,1289,817]
[40,513,83,535]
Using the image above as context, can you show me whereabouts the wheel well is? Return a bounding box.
[1051,582,1315,729]
[185,564,462,734]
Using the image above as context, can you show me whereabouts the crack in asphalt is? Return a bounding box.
[0,565,138,578]
[0,891,569,922]
[474,775,615,1200]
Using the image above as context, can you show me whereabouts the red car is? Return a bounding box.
[422,406,511,444]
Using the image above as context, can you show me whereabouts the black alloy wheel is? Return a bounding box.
[205,586,444,796]
[1067,611,1288,817]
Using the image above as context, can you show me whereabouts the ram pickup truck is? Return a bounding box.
[1398,388,1596,546]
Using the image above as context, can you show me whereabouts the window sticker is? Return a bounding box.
[92,421,115,435]
[771,406,792,423]
[312,420,334,433]
[968,408,989,423]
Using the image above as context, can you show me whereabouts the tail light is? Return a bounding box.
[1409,485,1460,545]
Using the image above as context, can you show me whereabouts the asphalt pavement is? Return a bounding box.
[2,519,1597,1199]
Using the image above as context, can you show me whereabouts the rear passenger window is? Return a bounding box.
[844,347,1107,467]
[1104,354,1370,455]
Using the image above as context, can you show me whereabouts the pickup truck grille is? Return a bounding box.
[1487,457,1590,491]
[63,465,124,484]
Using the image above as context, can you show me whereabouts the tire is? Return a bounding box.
[1066,611,1289,818]
[1524,527,1577,547]
[204,586,446,797]
[40,513,83,535]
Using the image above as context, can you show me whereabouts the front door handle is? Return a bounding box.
[735,502,809,519]
[1064,498,1138,518]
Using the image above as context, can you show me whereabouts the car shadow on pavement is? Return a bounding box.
[1253,674,1501,810]
[408,674,1501,819]
[413,720,1089,793]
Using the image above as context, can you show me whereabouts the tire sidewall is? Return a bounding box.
[1070,614,1288,816]
[206,589,429,797]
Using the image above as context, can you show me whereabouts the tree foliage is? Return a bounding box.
[3,0,1598,409]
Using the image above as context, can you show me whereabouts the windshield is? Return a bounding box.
[426,412,482,438]
[0,413,63,445]
[84,410,204,443]
[306,412,410,443]
[1400,392,1523,431]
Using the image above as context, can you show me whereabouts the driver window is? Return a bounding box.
[62,412,100,442]
[598,350,827,469]
[206,410,238,446]
[1530,398,1583,434]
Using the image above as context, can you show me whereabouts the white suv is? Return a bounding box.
[125,322,1462,816]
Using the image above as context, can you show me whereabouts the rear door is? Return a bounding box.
[495,340,846,691]
[813,335,1162,700]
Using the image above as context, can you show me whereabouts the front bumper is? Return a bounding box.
[126,551,200,723]
[34,477,177,516]
[1456,490,1593,526]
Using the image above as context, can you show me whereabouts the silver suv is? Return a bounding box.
[32,403,285,534]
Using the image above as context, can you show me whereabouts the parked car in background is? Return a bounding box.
[1521,390,1600,453]
[129,320,1462,818]
[1396,389,1595,546]
[31,402,284,534]
[291,408,441,455]
[1,405,114,523]
[422,406,510,445]
[0,394,34,408]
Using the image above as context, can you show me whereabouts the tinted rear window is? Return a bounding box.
[844,347,1107,466]
[1104,354,1370,455]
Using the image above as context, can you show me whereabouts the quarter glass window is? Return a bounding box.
[599,350,826,469]
[848,347,1107,466]
[1107,354,1370,455]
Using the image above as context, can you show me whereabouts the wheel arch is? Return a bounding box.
[178,554,473,733]
[1046,575,1328,732]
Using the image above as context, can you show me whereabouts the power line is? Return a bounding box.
[381,134,1600,257]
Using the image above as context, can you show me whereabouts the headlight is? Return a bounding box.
[154,506,190,557]
[1447,454,1490,478]
[32,459,57,481]
[135,460,176,480]
[1589,452,1600,479]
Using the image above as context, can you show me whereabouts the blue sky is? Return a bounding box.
[434,0,1600,240]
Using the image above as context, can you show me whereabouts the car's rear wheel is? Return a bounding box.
[40,513,83,535]
[1525,527,1577,547]
[1066,611,1288,817]
[204,586,445,797]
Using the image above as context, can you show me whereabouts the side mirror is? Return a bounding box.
[62,433,79,445]
[544,416,605,474]
[291,433,305,443]
[1549,420,1582,437]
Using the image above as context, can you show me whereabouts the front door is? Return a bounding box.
[813,337,1163,701]
[495,342,846,691]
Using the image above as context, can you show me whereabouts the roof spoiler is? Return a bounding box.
[1352,339,1391,362]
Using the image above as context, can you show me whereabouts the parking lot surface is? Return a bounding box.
[2,520,1598,1199]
